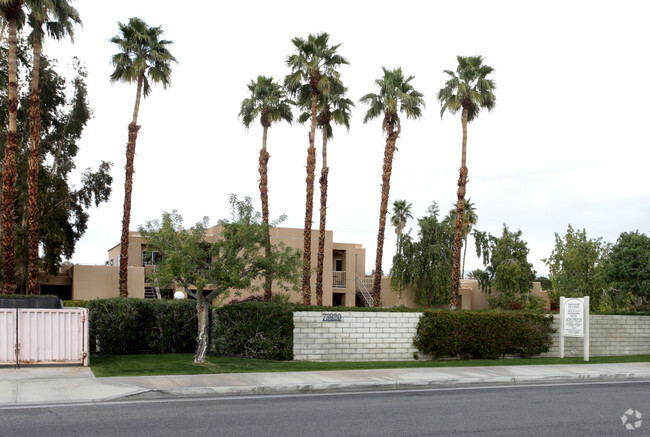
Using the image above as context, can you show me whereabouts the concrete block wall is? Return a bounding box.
[541,315,650,357]
[293,311,422,361]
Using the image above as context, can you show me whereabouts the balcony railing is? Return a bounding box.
[332,271,346,288]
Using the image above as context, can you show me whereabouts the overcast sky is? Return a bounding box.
[44,0,650,277]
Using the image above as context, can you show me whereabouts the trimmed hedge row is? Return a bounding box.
[413,311,555,359]
[213,302,294,360]
[88,298,197,355]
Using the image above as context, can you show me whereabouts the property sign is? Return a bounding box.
[563,299,584,337]
[559,296,590,361]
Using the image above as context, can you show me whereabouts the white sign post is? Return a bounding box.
[559,296,590,361]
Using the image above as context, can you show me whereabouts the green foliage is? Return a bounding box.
[0,293,59,300]
[213,302,294,360]
[87,298,197,355]
[602,231,650,303]
[390,203,454,306]
[0,40,112,283]
[285,32,349,100]
[414,311,554,359]
[438,55,496,122]
[110,17,176,97]
[360,67,425,129]
[239,75,293,128]
[139,196,302,362]
[543,225,606,310]
[63,299,88,307]
[473,225,536,308]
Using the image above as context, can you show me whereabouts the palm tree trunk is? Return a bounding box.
[259,125,272,301]
[461,235,467,279]
[372,122,399,307]
[316,127,328,306]
[26,27,43,295]
[2,13,20,295]
[302,91,318,305]
[450,107,469,309]
[118,74,143,297]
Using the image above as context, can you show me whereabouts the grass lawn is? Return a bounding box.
[90,353,650,378]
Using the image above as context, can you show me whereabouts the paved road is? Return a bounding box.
[1,381,647,436]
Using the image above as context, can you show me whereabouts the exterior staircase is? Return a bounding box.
[355,276,375,307]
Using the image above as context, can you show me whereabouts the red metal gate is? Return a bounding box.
[0,308,88,367]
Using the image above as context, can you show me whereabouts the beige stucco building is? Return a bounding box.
[41,225,548,309]
[52,226,371,307]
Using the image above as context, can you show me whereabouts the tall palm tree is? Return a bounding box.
[110,17,176,297]
[360,67,424,307]
[239,75,293,301]
[438,55,495,309]
[297,82,353,306]
[391,199,413,257]
[26,0,81,295]
[448,198,478,279]
[285,32,348,305]
[0,0,24,294]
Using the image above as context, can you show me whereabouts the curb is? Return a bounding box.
[109,373,650,402]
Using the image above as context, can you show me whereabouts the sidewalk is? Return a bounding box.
[2,362,650,406]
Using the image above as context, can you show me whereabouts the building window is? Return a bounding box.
[142,250,162,266]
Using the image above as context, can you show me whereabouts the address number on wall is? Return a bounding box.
[322,313,342,322]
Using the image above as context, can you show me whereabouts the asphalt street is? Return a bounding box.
[1,381,647,436]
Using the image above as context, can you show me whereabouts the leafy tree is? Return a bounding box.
[473,224,536,309]
[239,75,293,301]
[0,41,112,290]
[438,56,496,309]
[297,81,353,305]
[25,0,80,294]
[0,0,24,294]
[110,17,176,297]
[390,202,453,306]
[139,195,301,363]
[542,225,606,310]
[603,231,650,306]
[285,32,348,305]
[360,67,424,307]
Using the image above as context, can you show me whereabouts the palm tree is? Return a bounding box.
[0,0,24,294]
[25,0,81,295]
[391,199,413,257]
[438,55,495,309]
[239,75,293,301]
[448,198,478,279]
[360,67,424,307]
[110,17,176,297]
[285,32,348,305]
[297,82,353,306]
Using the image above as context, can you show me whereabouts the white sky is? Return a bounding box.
[44,0,650,277]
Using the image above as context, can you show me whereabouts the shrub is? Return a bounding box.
[213,302,294,360]
[88,298,197,355]
[63,300,89,308]
[414,310,554,359]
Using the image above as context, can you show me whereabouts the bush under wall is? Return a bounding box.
[88,298,197,355]
[212,302,294,360]
[414,310,554,359]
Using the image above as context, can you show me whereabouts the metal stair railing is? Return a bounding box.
[355,276,374,307]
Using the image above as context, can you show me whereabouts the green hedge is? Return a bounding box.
[213,302,294,360]
[88,298,197,355]
[414,311,555,359]
[63,300,89,308]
